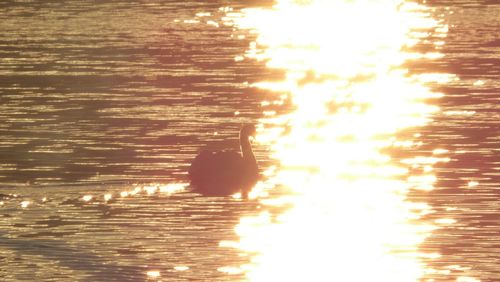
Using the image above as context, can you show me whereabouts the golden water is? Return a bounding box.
[222,1,492,281]
[0,0,498,281]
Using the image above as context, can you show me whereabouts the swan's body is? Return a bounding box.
[189,125,259,197]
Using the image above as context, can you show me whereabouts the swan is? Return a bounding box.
[188,124,259,198]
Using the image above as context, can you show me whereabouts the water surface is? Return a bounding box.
[0,0,498,281]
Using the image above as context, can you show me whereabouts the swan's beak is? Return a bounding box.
[250,125,259,141]
[242,123,258,140]
[250,128,257,140]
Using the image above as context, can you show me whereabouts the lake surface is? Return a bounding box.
[0,0,498,281]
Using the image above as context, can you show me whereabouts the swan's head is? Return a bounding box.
[240,124,257,139]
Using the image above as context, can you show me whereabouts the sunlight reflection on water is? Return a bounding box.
[0,0,496,280]
[221,0,480,281]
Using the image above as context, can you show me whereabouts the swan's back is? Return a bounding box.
[188,150,247,196]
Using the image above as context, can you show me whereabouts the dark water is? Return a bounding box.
[408,1,499,281]
[0,0,499,281]
[0,1,273,281]
[0,0,272,187]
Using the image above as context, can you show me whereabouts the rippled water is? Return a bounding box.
[0,0,272,186]
[410,1,499,280]
[0,0,498,281]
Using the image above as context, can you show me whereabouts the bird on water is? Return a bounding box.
[188,124,259,198]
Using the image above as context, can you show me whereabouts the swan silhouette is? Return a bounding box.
[188,124,259,198]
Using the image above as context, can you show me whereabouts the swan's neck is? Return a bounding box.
[240,133,256,165]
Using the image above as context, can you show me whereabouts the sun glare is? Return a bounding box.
[222,0,454,281]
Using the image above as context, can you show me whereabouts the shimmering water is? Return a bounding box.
[0,0,498,281]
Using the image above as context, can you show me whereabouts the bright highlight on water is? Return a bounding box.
[221,0,476,281]
[0,0,496,280]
